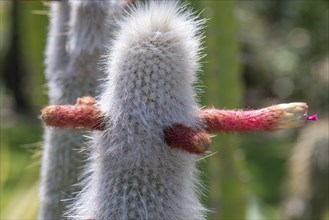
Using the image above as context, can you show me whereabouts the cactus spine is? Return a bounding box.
[40,0,124,218]
[68,1,207,219]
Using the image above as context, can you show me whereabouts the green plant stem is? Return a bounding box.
[200,1,247,219]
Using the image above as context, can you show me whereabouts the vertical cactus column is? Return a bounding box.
[39,0,125,218]
[40,1,71,218]
[283,120,329,220]
[68,2,207,219]
[201,1,247,219]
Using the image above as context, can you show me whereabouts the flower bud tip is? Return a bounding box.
[307,115,318,121]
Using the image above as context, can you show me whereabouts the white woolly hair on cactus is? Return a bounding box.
[40,0,128,219]
[68,1,207,219]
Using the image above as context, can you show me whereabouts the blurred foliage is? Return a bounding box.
[237,0,329,112]
[0,0,328,219]
[1,116,42,219]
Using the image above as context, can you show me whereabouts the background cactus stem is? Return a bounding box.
[39,0,131,218]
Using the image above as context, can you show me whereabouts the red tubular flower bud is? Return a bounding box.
[200,103,311,132]
[41,98,315,155]
[200,108,280,132]
[41,104,104,130]
[164,125,211,154]
[41,97,210,154]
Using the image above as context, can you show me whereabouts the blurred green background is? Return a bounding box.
[0,0,328,219]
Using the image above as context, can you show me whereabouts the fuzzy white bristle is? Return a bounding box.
[40,0,126,219]
[68,1,207,219]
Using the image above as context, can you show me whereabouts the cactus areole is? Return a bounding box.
[40,1,317,219]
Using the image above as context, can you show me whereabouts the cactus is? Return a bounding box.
[65,1,207,219]
[39,0,129,218]
[283,119,328,220]
[40,1,317,219]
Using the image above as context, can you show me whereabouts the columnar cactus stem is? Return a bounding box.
[39,1,129,218]
[67,2,207,219]
[283,119,328,220]
[40,2,72,218]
